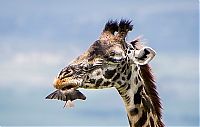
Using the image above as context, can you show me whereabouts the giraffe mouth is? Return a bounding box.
[53,77,81,90]
[61,83,78,90]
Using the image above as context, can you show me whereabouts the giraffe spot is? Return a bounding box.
[126,83,131,91]
[150,117,155,127]
[104,69,116,79]
[122,77,126,80]
[128,50,131,54]
[139,70,143,77]
[129,108,138,116]
[134,110,147,127]
[121,64,126,73]
[111,82,115,86]
[147,96,154,110]
[103,81,111,86]
[89,79,96,84]
[134,77,138,85]
[121,60,125,65]
[117,81,122,85]
[112,73,120,81]
[134,66,138,71]
[86,75,89,80]
[84,66,88,70]
[125,95,130,103]
[142,98,150,113]
[138,75,142,81]
[96,78,103,86]
[134,85,143,104]
[96,71,101,76]
[127,71,132,80]
[84,85,89,88]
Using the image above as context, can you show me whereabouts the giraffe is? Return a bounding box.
[52,19,164,127]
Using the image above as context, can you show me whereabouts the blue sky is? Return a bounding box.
[0,0,198,126]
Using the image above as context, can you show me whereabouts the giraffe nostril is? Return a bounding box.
[65,69,73,75]
[59,68,73,79]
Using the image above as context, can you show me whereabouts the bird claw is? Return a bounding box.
[63,100,74,108]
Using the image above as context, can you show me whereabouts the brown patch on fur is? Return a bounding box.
[140,65,164,127]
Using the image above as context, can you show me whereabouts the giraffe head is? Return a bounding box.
[53,19,156,90]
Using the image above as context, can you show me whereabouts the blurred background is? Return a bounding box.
[0,0,198,126]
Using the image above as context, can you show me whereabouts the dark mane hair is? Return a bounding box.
[103,19,133,35]
[118,19,133,33]
[103,20,118,34]
[140,64,164,127]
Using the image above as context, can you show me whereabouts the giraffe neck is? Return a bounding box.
[116,65,162,127]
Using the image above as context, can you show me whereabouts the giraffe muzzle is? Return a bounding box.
[53,77,80,90]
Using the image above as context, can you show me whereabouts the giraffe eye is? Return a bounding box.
[106,50,125,64]
[110,51,116,56]
[107,55,124,63]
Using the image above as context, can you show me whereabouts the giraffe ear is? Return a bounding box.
[134,47,156,65]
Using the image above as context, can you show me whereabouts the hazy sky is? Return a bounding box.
[0,0,198,126]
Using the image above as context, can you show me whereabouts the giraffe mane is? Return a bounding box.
[140,65,164,127]
[118,19,133,33]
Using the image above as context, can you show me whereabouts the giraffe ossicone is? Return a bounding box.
[46,19,164,127]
